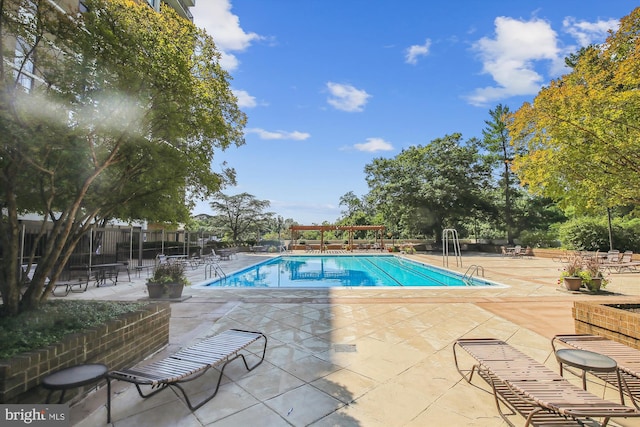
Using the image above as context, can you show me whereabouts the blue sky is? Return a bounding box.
[190,1,631,224]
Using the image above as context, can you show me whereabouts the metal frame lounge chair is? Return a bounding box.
[552,334,640,409]
[453,337,640,426]
[21,264,89,297]
[601,251,640,273]
[108,329,267,423]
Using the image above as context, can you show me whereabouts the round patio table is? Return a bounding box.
[42,363,111,422]
[555,348,619,390]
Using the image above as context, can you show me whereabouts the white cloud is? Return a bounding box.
[467,16,560,106]
[245,128,310,141]
[232,89,257,108]
[405,39,432,64]
[563,17,619,47]
[192,0,262,71]
[326,82,371,112]
[467,15,620,107]
[353,138,394,152]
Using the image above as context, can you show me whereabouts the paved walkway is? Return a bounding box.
[68,252,640,426]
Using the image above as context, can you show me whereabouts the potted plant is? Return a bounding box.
[401,245,416,254]
[146,262,189,299]
[580,256,608,292]
[559,255,584,291]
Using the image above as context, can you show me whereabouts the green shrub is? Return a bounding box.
[149,262,189,285]
[0,301,148,360]
[558,217,640,252]
[518,230,560,248]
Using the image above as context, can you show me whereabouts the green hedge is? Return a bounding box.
[558,217,640,252]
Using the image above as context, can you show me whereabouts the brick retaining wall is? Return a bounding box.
[573,301,640,350]
[0,302,171,403]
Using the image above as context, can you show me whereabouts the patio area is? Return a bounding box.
[67,251,640,426]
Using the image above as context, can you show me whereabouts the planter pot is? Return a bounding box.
[586,278,602,292]
[146,282,185,299]
[563,277,583,291]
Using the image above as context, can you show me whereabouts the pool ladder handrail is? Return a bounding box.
[205,261,226,282]
[442,228,462,268]
[463,264,484,282]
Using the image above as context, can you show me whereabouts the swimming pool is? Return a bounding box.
[199,255,500,288]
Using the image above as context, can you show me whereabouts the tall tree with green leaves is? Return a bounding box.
[364,133,493,241]
[209,193,273,244]
[481,104,518,243]
[509,7,640,214]
[0,0,245,314]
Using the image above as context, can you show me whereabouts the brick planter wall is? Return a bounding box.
[0,302,171,403]
[573,301,640,350]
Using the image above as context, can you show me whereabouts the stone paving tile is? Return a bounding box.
[202,403,287,427]
[189,382,261,425]
[68,252,640,426]
[264,383,344,426]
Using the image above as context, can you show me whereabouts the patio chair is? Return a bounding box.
[187,252,203,269]
[453,337,640,426]
[108,329,267,421]
[515,246,534,258]
[602,251,640,273]
[202,250,220,263]
[552,334,640,409]
[552,250,571,263]
[606,250,621,263]
[21,264,86,297]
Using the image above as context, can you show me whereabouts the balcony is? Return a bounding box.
[163,0,194,21]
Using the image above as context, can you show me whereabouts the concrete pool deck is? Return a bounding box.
[68,251,640,426]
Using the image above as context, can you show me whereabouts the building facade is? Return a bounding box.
[146,0,195,21]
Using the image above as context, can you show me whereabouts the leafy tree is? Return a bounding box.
[336,191,376,239]
[0,0,245,314]
[208,193,273,244]
[185,218,216,233]
[338,191,365,219]
[509,7,640,213]
[481,104,520,243]
[364,133,493,241]
[262,216,295,241]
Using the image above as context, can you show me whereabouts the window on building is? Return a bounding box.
[14,4,36,92]
[146,0,160,11]
[14,38,34,92]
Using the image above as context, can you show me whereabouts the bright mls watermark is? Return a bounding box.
[1,405,68,426]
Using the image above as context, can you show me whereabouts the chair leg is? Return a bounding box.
[174,354,243,411]
[106,377,111,424]
[169,339,268,412]
[132,383,169,399]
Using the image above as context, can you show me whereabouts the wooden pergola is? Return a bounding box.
[290,225,386,252]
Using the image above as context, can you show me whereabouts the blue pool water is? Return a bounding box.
[200,255,498,288]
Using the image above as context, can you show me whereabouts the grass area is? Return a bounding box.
[0,300,148,360]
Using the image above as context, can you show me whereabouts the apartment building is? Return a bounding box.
[6,0,197,237]
[10,0,196,92]
[146,0,195,21]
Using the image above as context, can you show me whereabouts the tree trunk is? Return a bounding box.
[0,173,23,315]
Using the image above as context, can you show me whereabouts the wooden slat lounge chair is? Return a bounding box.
[552,334,640,409]
[453,338,640,426]
[108,329,267,422]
